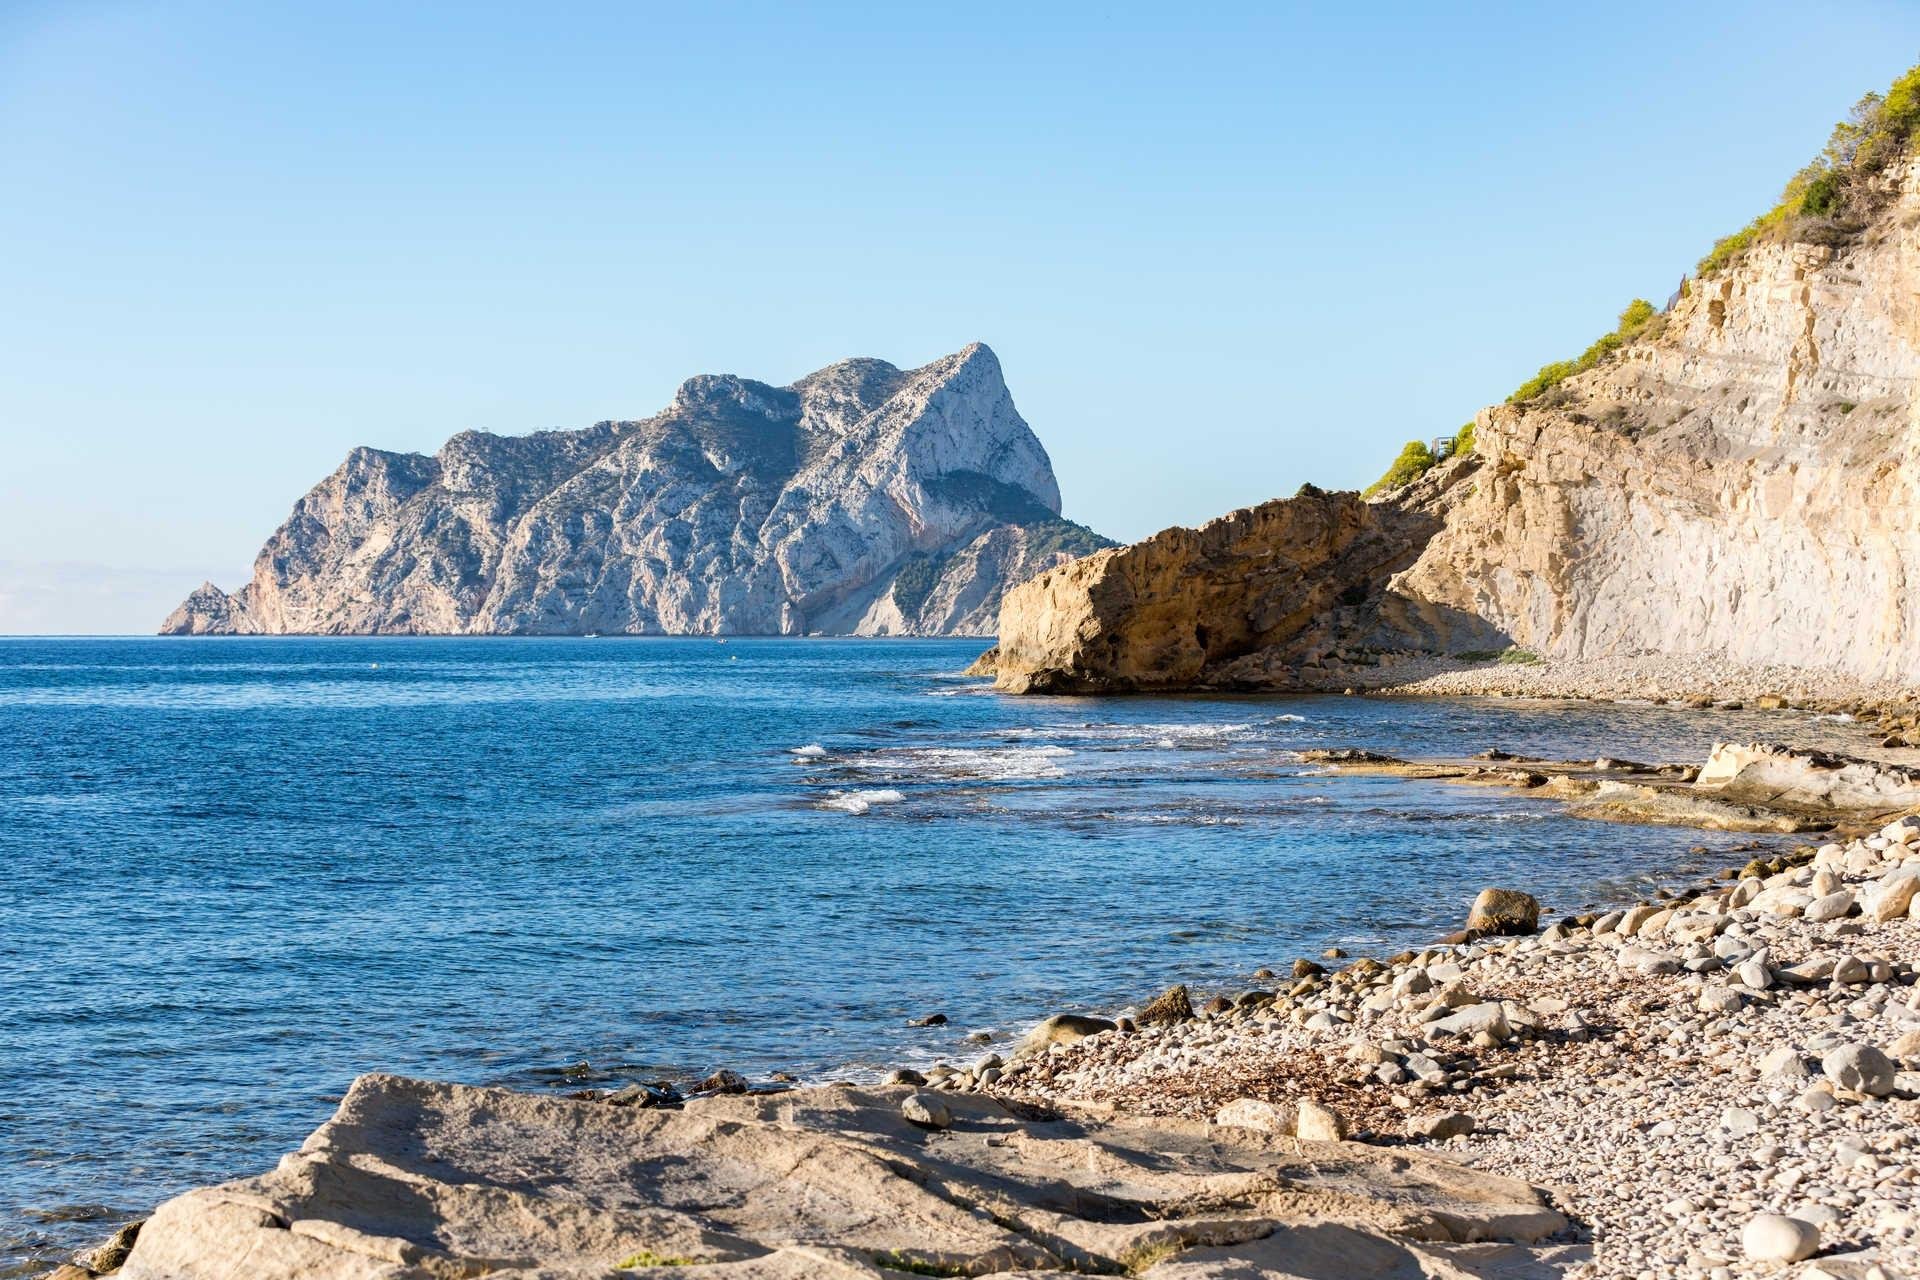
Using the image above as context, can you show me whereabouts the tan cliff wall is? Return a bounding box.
[993,165,1920,693]
[1387,167,1920,685]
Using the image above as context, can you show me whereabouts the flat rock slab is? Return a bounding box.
[122,1074,1573,1279]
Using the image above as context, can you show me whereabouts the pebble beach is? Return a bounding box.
[962,817,1920,1278]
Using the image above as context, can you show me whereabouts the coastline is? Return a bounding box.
[65,710,1920,1278]
[982,813,1920,1277]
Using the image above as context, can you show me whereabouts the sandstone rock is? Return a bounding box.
[1295,1098,1349,1142]
[1617,904,1660,937]
[1430,1004,1512,1041]
[1212,1097,1295,1135]
[990,485,1443,693]
[1833,955,1871,984]
[696,1069,749,1094]
[1823,1043,1896,1096]
[901,1092,952,1130]
[1408,1111,1475,1141]
[1741,1212,1820,1263]
[1698,986,1744,1014]
[1804,889,1857,922]
[991,197,1920,692]
[78,1218,143,1273]
[1871,869,1920,921]
[162,344,1109,639]
[884,1068,927,1087]
[116,1075,1567,1279]
[1016,1013,1115,1055]
[1698,743,1920,812]
[1137,984,1194,1025]
[1466,887,1540,936]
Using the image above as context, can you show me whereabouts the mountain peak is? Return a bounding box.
[163,346,1103,637]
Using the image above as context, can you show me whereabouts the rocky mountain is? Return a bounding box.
[162,343,1108,637]
[990,113,1920,692]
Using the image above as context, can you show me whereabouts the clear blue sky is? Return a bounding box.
[5,1,1919,632]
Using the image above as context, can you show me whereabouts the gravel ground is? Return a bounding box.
[957,822,1920,1278]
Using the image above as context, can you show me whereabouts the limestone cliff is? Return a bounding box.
[161,344,1108,637]
[990,487,1443,693]
[993,157,1920,692]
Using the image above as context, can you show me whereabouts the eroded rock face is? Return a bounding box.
[1697,741,1920,812]
[121,1073,1568,1279]
[993,163,1920,692]
[992,486,1445,693]
[1386,165,1920,686]
[161,344,1108,637]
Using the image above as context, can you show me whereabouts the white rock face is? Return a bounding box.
[161,344,1107,636]
[1388,161,1920,684]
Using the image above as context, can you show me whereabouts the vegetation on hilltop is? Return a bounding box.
[1359,62,1920,501]
[1700,62,1920,276]
[1507,298,1661,404]
[1363,441,1437,497]
[1361,420,1477,498]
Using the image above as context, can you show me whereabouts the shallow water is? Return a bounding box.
[0,636,1869,1270]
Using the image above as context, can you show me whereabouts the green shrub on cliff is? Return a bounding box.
[1699,61,1920,276]
[1363,440,1436,497]
[1507,297,1660,404]
[1452,419,1476,458]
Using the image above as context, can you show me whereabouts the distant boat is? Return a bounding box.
[584,632,600,639]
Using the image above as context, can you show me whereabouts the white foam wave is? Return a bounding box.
[790,743,827,758]
[820,789,906,815]
[836,746,1072,781]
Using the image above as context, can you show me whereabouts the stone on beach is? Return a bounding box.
[1823,1043,1896,1096]
[1408,1111,1475,1141]
[1741,1212,1821,1262]
[901,1091,952,1129]
[1429,1002,1512,1041]
[1466,887,1541,936]
[1212,1097,1294,1135]
[1136,983,1194,1025]
[1016,1013,1116,1056]
[1294,1098,1349,1142]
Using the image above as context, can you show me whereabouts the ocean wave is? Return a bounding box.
[789,744,827,758]
[820,789,907,815]
[832,746,1073,781]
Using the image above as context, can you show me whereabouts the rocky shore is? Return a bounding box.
[969,820,1920,1278]
[57,738,1920,1279]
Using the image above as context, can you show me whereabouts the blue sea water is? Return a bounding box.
[0,636,1870,1272]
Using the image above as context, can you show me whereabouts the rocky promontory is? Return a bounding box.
[162,344,1108,637]
[990,145,1920,694]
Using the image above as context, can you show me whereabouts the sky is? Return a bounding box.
[5,2,1920,633]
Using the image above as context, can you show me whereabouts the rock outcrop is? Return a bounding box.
[990,485,1448,693]
[120,1073,1567,1279]
[161,344,1108,636]
[1697,741,1920,812]
[992,159,1920,692]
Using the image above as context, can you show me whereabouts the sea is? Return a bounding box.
[0,636,1869,1273]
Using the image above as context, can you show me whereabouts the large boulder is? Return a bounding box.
[1015,1013,1116,1056]
[990,486,1446,694]
[1136,983,1195,1025]
[1466,888,1540,936]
